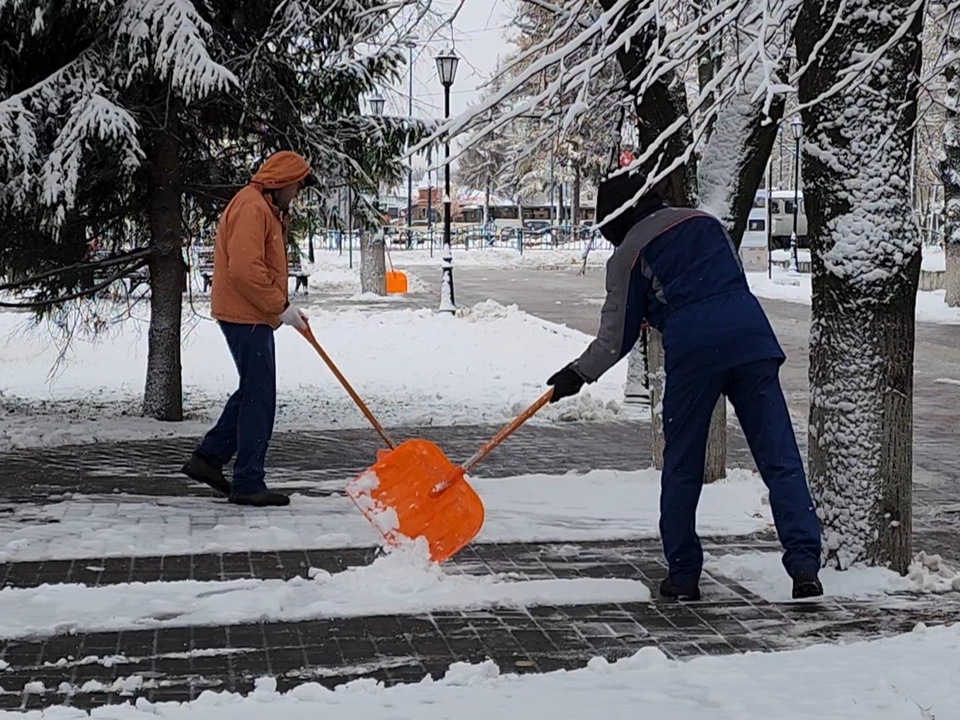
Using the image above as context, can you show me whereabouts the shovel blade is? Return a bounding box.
[345,439,485,563]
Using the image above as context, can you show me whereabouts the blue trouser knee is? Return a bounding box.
[660,359,821,585]
[197,321,277,495]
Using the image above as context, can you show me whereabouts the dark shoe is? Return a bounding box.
[180,453,230,495]
[792,570,824,599]
[659,577,701,601]
[228,491,290,507]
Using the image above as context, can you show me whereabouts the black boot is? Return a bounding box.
[228,490,290,507]
[659,577,701,601]
[792,570,824,599]
[180,453,230,495]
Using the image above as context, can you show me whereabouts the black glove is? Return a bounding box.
[546,363,585,403]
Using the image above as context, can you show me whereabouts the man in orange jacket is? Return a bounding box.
[181,150,315,507]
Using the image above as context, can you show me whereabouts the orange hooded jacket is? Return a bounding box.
[210,151,314,327]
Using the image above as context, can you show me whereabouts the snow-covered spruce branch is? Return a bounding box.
[0,248,152,292]
[113,0,237,103]
[0,260,149,309]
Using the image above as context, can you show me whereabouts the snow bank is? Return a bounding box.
[8,624,960,719]
[747,270,960,324]
[0,541,650,641]
[0,469,770,562]
[922,244,946,273]
[0,300,628,450]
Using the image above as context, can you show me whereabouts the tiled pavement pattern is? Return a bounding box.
[2,538,959,711]
[1,421,960,709]
[3,419,960,559]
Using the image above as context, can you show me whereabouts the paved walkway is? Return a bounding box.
[2,262,960,711]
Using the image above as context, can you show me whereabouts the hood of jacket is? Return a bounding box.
[250,150,316,190]
[595,169,666,247]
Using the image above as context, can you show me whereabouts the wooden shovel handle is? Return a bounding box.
[297,324,396,450]
[461,388,554,474]
[428,388,554,497]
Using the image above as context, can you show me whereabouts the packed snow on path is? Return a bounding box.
[5,623,960,719]
[747,270,960,324]
[0,540,651,641]
[0,299,627,451]
[0,469,770,562]
[706,550,960,602]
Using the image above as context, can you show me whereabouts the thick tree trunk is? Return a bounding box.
[941,13,960,308]
[797,0,923,573]
[601,0,725,481]
[360,230,386,295]
[946,242,960,306]
[143,121,184,421]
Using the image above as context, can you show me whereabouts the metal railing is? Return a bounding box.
[307,224,615,256]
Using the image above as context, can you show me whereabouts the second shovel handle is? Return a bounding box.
[460,388,554,474]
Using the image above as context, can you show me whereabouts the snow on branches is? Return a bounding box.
[114,0,238,103]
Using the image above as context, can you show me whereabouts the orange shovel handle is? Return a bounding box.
[462,387,555,474]
[297,324,396,450]
[430,388,554,496]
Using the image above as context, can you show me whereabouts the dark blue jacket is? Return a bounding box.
[573,201,784,385]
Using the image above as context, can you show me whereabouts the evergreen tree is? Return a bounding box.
[0,0,426,420]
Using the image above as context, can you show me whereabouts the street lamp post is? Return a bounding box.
[369,95,386,292]
[405,38,417,249]
[789,115,802,276]
[436,48,459,314]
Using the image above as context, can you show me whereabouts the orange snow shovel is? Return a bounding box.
[297,322,552,563]
[345,388,555,563]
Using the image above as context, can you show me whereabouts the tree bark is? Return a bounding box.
[947,242,960,306]
[797,0,923,573]
[941,11,960,308]
[143,119,184,421]
[572,164,581,227]
[600,0,727,481]
[360,230,386,295]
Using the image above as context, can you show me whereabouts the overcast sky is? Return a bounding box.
[382,1,516,122]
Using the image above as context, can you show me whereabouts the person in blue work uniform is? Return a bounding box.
[546,169,824,600]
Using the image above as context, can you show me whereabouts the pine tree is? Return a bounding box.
[0,0,424,420]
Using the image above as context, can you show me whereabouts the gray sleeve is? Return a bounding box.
[572,245,638,383]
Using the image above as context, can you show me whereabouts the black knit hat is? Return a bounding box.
[596,169,664,247]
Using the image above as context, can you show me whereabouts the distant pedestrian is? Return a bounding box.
[181,151,316,507]
[546,168,823,600]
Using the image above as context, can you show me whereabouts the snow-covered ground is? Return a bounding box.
[748,270,960,324]
[6,623,960,719]
[0,299,627,451]
[0,541,651,641]
[706,550,960,602]
[0,469,770,562]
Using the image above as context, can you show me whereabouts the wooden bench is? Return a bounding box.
[199,266,309,294]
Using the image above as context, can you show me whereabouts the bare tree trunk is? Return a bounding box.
[360,231,386,295]
[143,119,184,421]
[572,164,581,227]
[941,11,960,308]
[797,0,923,573]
